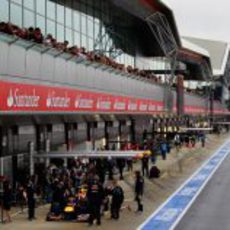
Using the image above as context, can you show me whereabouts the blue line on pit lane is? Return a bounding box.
[138,141,230,230]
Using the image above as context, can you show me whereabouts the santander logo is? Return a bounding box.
[114,100,126,110]
[128,101,137,111]
[75,95,94,109]
[7,90,14,107]
[46,91,70,108]
[96,98,111,110]
[148,104,156,111]
[7,88,40,108]
[139,103,148,111]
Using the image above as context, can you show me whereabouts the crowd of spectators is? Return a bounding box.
[0,22,161,84]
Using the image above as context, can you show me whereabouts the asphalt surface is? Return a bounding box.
[1,134,229,230]
[175,153,230,230]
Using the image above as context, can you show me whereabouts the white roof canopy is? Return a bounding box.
[181,38,210,58]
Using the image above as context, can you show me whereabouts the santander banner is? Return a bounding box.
[184,106,206,114]
[0,81,164,113]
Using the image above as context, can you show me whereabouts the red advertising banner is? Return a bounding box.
[184,106,228,114]
[0,80,226,115]
[0,81,164,113]
[184,106,206,114]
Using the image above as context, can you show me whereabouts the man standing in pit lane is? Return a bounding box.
[110,180,124,220]
[141,153,150,177]
[87,176,104,226]
[25,178,36,221]
[135,171,144,212]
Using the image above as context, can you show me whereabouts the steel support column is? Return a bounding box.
[104,122,109,150]
[35,125,44,153]
[64,123,70,151]
[146,12,178,112]
[130,119,136,143]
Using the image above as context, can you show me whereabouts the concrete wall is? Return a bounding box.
[0,39,164,101]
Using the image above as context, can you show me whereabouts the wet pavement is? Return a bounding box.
[1,134,229,230]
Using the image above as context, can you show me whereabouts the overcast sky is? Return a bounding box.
[163,0,230,42]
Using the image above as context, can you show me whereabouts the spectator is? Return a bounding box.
[63,40,69,52]
[44,34,53,46]
[78,47,87,61]
[68,45,79,56]
[86,51,95,61]
[34,28,43,43]
[51,38,57,48]
[16,28,28,40]
[4,22,15,35]
[0,22,7,33]
[27,27,35,40]
[0,21,167,87]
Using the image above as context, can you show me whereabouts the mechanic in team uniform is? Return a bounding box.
[87,176,104,226]
[110,180,124,220]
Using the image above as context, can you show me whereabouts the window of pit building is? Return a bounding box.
[23,8,35,28]
[0,0,9,22]
[65,7,72,28]
[57,4,65,24]
[24,0,34,11]
[65,27,73,46]
[36,0,46,16]
[47,19,55,37]
[10,2,23,27]
[47,1,56,20]
[36,14,45,33]
[57,24,65,42]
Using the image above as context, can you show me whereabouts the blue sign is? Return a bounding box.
[138,140,230,230]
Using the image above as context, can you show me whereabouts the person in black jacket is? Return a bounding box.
[87,176,104,226]
[116,158,125,180]
[141,154,149,177]
[52,181,65,212]
[2,180,12,223]
[135,171,144,212]
[26,179,36,221]
[110,180,124,220]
